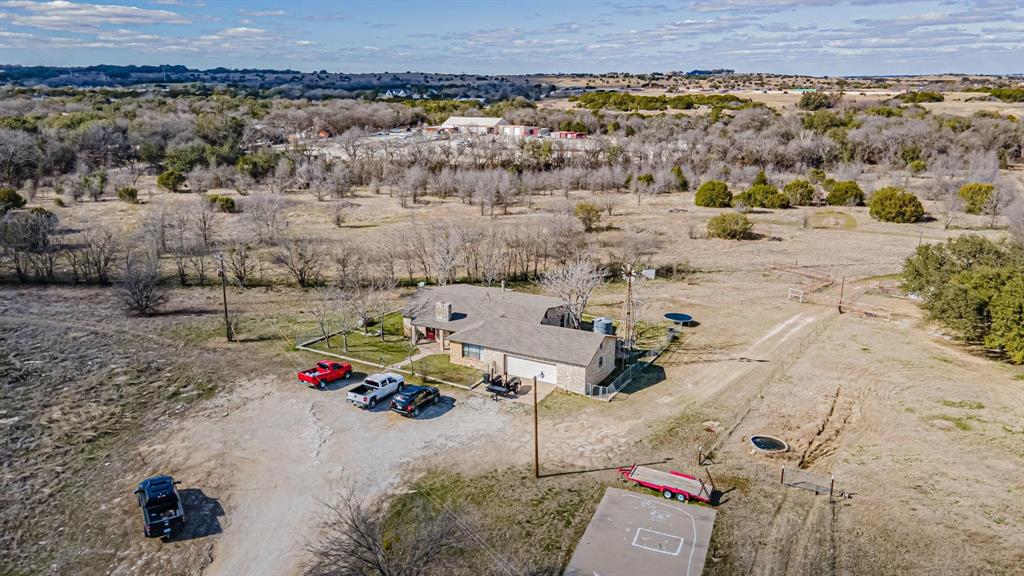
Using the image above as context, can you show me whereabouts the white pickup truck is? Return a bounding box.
[347,373,405,409]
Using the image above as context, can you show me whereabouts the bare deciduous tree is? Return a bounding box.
[193,195,219,248]
[538,254,607,329]
[226,242,259,287]
[428,226,462,286]
[346,275,396,340]
[1005,199,1024,241]
[121,247,166,314]
[274,238,326,287]
[310,287,340,348]
[243,193,287,245]
[80,225,118,284]
[140,200,170,254]
[305,486,457,576]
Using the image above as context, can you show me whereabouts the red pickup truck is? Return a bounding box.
[297,360,352,389]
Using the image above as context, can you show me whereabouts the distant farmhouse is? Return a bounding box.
[402,285,616,395]
[438,116,509,134]
[434,115,580,139]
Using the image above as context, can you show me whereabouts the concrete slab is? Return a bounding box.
[565,487,717,576]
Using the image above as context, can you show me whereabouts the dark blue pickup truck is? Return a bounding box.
[134,475,185,538]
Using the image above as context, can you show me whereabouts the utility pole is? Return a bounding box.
[217,253,234,342]
[533,376,540,479]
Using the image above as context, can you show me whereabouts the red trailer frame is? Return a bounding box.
[618,464,714,503]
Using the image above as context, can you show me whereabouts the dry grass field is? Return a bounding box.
[3,168,1024,576]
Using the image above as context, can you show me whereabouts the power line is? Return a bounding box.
[413,481,523,576]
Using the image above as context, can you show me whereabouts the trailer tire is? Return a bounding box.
[662,489,673,499]
[676,493,688,502]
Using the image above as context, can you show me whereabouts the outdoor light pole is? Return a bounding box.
[533,375,540,479]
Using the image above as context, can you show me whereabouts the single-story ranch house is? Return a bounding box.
[402,284,616,395]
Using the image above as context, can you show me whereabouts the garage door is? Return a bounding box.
[506,356,557,384]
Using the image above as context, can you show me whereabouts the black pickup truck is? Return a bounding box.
[134,475,185,538]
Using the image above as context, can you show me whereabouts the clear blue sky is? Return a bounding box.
[0,0,1021,75]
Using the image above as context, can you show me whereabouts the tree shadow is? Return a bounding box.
[539,457,674,479]
[172,488,224,541]
[615,364,666,396]
[710,486,736,506]
[151,307,219,317]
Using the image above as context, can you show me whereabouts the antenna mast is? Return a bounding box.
[621,266,636,351]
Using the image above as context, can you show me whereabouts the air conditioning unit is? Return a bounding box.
[435,301,452,321]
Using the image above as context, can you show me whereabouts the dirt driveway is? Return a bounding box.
[144,370,516,576]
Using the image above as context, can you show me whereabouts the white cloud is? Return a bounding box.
[237,8,285,17]
[0,0,188,31]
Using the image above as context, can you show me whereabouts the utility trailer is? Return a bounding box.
[618,464,714,503]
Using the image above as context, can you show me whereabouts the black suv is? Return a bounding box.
[134,475,185,538]
[389,385,440,417]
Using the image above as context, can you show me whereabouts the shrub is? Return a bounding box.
[53,197,66,208]
[707,212,753,239]
[869,186,924,223]
[783,179,816,206]
[573,201,602,232]
[903,235,1024,363]
[908,159,926,175]
[866,106,903,117]
[157,169,186,192]
[986,275,1024,363]
[808,168,827,183]
[734,184,790,209]
[671,166,689,191]
[898,91,944,103]
[987,88,1024,103]
[207,194,237,213]
[116,186,139,204]
[695,180,731,208]
[902,235,1012,296]
[825,180,864,206]
[0,187,26,215]
[798,92,834,111]
[28,206,57,225]
[752,169,769,186]
[958,183,995,214]
[802,110,856,132]
[926,267,1012,341]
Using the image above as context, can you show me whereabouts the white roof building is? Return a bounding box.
[439,116,509,134]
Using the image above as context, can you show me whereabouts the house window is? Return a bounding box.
[463,344,483,360]
[598,356,604,368]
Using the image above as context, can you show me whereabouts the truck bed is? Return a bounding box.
[628,466,710,498]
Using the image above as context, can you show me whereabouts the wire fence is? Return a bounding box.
[587,330,676,400]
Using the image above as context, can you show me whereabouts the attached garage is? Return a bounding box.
[506,355,558,385]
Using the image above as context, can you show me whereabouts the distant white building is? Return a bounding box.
[439,116,509,135]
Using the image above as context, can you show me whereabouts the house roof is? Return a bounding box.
[449,319,613,367]
[403,284,610,367]
[440,116,508,128]
[403,284,562,332]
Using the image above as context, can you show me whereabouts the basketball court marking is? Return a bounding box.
[632,528,685,556]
